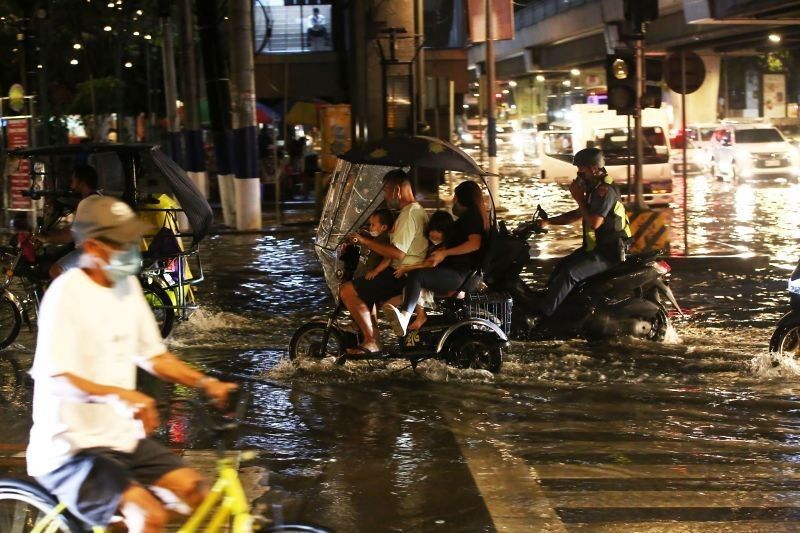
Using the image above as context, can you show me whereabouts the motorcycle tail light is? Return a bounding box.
[654,261,671,275]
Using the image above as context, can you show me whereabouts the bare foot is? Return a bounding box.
[408,314,427,331]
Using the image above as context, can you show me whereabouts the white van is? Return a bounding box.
[538,104,673,205]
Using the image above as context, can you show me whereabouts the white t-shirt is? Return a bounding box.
[27,268,166,477]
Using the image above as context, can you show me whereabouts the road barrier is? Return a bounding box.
[627,209,671,253]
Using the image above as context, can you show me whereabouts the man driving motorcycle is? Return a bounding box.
[536,147,631,316]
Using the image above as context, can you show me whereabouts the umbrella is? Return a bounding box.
[339,135,488,175]
[256,102,278,124]
[286,101,319,126]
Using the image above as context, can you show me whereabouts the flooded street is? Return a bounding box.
[1,157,800,531]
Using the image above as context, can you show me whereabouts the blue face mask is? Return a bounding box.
[101,243,142,285]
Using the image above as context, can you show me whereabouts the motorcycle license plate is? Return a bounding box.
[764,159,781,167]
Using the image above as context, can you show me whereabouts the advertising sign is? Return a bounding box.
[6,119,32,209]
[8,84,25,113]
[762,73,787,119]
[319,104,352,172]
[467,0,514,43]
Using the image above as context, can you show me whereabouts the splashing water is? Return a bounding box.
[750,350,800,378]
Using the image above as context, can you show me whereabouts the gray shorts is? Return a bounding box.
[35,438,184,527]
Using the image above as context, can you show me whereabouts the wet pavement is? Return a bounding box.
[1,153,800,531]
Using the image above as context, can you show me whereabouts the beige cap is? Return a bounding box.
[71,196,152,245]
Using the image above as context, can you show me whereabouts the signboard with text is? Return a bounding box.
[763,73,787,120]
[6,119,32,210]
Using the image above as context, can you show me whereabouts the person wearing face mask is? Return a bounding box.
[534,147,632,317]
[383,180,489,337]
[340,169,429,355]
[27,195,238,532]
[362,209,395,281]
[388,210,455,331]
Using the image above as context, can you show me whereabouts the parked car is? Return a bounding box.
[670,137,707,176]
[708,123,800,183]
[685,123,719,152]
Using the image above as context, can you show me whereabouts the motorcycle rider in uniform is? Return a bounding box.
[536,147,632,317]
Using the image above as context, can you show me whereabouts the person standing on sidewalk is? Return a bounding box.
[26,196,237,533]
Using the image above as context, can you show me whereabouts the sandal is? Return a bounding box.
[346,344,383,357]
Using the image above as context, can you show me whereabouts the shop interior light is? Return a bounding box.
[536,74,545,82]
[570,68,580,76]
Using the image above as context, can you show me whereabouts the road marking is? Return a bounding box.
[438,408,566,532]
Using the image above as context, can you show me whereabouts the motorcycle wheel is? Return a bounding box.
[644,307,671,342]
[289,321,345,361]
[446,331,503,373]
[0,295,22,350]
[769,325,800,361]
[141,282,175,338]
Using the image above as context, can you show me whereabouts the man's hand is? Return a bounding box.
[428,248,447,267]
[568,178,585,203]
[115,389,159,435]
[202,378,238,409]
[365,268,379,280]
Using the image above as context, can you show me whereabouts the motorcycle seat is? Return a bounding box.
[578,251,660,287]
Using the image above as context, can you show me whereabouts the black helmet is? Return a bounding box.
[573,147,604,167]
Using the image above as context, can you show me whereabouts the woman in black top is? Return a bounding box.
[384,180,489,337]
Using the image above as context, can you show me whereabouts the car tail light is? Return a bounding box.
[654,261,671,275]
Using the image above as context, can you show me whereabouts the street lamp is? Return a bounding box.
[570,68,580,76]
[536,74,545,82]
[73,43,81,50]
[70,58,78,65]
[769,33,781,43]
[104,25,112,32]
[124,61,132,68]
[508,80,517,88]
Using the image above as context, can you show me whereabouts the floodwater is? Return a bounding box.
[1,154,800,531]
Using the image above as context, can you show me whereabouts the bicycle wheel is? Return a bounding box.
[141,282,175,338]
[0,294,22,350]
[0,477,83,532]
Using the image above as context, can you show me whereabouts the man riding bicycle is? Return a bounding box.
[26,195,236,533]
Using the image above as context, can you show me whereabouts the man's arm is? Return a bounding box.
[349,233,405,261]
[145,352,236,405]
[546,209,581,226]
[55,372,160,433]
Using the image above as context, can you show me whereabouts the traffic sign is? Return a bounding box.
[665,52,705,94]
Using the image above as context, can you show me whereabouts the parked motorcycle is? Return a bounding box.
[769,256,800,360]
[484,205,682,342]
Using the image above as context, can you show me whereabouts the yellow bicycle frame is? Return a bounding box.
[32,456,254,533]
[178,456,253,533]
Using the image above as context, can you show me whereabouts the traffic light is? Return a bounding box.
[606,50,636,115]
[643,58,663,108]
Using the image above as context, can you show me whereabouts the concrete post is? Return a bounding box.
[633,32,646,210]
[197,0,236,227]
[178,0,208,198]
[485,0,500,208]
[160,14,182,165]
[230,0,261,230]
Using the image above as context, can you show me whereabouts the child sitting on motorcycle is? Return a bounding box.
[363,209,395,280]
[390,210,455,331]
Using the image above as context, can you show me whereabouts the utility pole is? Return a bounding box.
[178,0,207,198]
[160,1,182,165]
[485,0,500,207]
[633,25,646,209]
[415,0,426,133]
[197,0,236,227]
[229,0,262,230]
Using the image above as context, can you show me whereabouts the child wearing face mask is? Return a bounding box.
[390,210,454,331]
[362,209,395,280]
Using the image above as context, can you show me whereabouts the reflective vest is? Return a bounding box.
[583,174,632,253]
